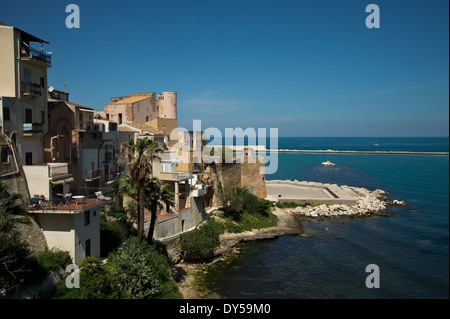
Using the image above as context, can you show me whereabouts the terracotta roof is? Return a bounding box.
[118,126,137,133]
[110,95,150,105]
[118,123,164,135]
[48,101,94,112]
[124,123,164,135]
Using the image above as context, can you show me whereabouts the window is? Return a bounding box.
[1,146,10,163]
[118,113,123,125]
[3,107,10,121]
[25,108,32,123]
[106,114,109,121]
[23,68,31,83]
[25,152,32,165]
[85,239,91,257]
[84,211,90,226]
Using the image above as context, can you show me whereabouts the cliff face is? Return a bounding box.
[14,215,48,252]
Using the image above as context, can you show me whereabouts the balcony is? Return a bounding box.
[20,46,51,67]
[22,81,42,96]
[22,163,73,201]
[85,168,102,182]
[190,183,207,197]
[160,172,193,182]
[193,162,203,172]
[23,122,44,136]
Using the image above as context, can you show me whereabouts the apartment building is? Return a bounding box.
[0,22,51,166]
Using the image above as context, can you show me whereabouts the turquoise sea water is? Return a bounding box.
[204,137,449,299]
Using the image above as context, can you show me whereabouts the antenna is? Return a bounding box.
[62,80,67,92]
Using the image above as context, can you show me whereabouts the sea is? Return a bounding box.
[203,137,449,299]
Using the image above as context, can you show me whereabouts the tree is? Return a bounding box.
[107,237,181,299]
[119,138,163,244]
[145,178,174,244]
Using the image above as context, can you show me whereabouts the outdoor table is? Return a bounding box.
[72,195,85,205]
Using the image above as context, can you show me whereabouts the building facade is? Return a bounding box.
[0,22,51,166]
[99,91,178,140]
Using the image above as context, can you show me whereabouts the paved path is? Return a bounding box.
[266,180,360,205]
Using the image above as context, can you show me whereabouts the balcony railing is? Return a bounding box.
[23,123,44,134]
[160,172,194,181]
[85,168,102,181]
[22,81,42,96]
[20,46,52,66]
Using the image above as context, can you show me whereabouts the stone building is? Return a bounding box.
[209,147,267,206]
[98,91,178,141]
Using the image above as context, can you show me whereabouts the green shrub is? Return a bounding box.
[180,219,224,262]
[34,247,71,272]
[222,210,278,233]
[106,203,127,220]
[220,186,275,221]
[108,237,181,299]
[100,216,123,256]
[276,201,300,209]
[53,239,181,299]
[54,257,124,299]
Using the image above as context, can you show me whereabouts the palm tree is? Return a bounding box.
[119,138,163,243]
[145,178,174,244]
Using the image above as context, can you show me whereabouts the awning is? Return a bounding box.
[78,108,96,113]
[51,177,74,185]
[85,176,101,182]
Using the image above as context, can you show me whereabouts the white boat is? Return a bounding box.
[321,155,335,166]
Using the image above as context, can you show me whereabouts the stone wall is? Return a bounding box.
[210,154,267,206]
[241,155,267,199]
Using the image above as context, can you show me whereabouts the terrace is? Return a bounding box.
[20,45,52,67]
[28,196,110,213]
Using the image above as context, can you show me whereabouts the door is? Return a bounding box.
[25,108,32,123]
[104,164,109,182]
[85,239,91,257]
[25,152,32,165]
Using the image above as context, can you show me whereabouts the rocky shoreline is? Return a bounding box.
[173,207,304,298]
[286,188,405,219]
[172,187,405,298]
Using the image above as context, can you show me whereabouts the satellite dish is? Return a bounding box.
[48,86,54,92]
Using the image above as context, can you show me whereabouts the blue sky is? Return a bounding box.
[1,0,448,137]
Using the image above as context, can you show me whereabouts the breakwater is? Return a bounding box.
[268,149,449,156]
[228,145,448,155]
